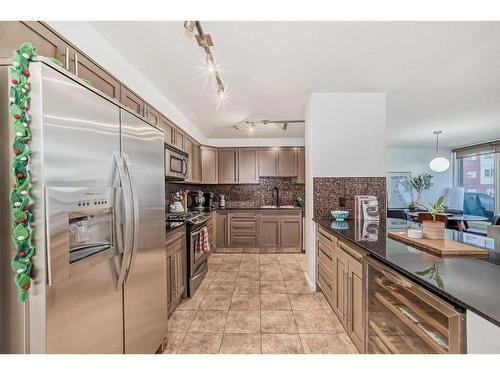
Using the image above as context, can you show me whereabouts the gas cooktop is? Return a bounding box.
[165,210,208,227]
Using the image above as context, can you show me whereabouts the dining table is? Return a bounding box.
[407,211,489,232]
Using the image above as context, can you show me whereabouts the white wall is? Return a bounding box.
[47,21,207,144]
[304,93,386,290]
[207,138,305,147]
[386,147,454,204]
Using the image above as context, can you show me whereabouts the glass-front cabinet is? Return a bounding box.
[366,257,466,354]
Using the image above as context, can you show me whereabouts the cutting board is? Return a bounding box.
[388,232,490,257]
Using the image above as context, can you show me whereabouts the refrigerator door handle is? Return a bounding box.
[114,152,134,290]
[123,153,140,284]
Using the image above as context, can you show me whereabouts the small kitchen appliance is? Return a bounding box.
[218,194,226,208]
[189,190,205,210]
[204,192,215,208]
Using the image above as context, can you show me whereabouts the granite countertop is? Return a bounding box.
[313,217,500,327]
[218,206,303,211]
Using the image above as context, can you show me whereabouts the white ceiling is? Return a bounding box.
[90,21,500,147]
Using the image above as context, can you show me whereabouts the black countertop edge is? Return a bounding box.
[313,218,500,328]
[217,206,304,211]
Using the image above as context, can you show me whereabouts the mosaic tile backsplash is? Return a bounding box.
[167,177,305,208]
[313,177,386,219]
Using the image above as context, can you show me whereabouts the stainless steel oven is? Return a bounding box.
[165,145,188,180]
[187,221,209,297]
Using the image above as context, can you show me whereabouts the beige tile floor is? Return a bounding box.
[164,252,358,354]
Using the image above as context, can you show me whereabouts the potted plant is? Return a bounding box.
[408,173,434,209]
[418,195,447,240]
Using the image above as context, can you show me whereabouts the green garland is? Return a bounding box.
[9,43,36,302]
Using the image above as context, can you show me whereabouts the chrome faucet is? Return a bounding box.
[272,187,280,207]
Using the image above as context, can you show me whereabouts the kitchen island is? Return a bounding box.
[313,217,500,354]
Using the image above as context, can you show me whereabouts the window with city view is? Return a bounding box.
[457,153,496,223]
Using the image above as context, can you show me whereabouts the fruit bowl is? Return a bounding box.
[331,210,349,221]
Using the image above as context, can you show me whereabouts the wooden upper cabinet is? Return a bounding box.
[218,149,238,183]
[296,147,305,184]
[69,49,120,99]
[238,149,259,184]
[0,22,67,61]
[278,148,297,176]
[183,137,194,181]
[120,86,144,116]
[160,116,175,146]
[258,148,279,177]
[174,128,184,150]
[144,104,160,126]
[192,142,202,183]
[201,146,218,184]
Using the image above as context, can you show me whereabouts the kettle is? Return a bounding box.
[169,201,184,213]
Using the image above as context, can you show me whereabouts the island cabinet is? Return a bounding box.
[316,225,366,353]
[166,225,187,316]
[258,147,298,177]
[200,146,218,184]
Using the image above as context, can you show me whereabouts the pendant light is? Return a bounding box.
[429,130,450,172]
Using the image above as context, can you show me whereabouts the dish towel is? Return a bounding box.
[198,227,210,254]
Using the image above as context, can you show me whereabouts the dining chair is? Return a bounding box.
[487,225,500,242]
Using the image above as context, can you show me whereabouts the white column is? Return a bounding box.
[304,93,386,290]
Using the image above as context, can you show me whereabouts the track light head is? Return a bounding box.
[184,21,196,32]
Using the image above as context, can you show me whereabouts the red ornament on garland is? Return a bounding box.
[16,172,24,178]
[12,79,18,84]
[14,149,21,155]
[22,69,30,76]
[13,114,20,120]
[23,284,30,290]
[18,251,25,257]
[18,217,26,223]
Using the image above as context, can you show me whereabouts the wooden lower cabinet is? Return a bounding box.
[316,225,366,353]
[207,212,215,252]
[166,225,186,316]
[216,211,229,248]
[215,209,302,252]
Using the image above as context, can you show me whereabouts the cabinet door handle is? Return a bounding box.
[342,270,347,320]
[347,274,352,325]
[63,47,70,70]
[73,52,79,77]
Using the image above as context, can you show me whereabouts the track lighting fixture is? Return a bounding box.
[184,21,226,100]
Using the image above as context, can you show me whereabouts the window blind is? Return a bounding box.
[453,140,500,159]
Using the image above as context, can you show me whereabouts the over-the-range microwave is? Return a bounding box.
[165,144,188,180]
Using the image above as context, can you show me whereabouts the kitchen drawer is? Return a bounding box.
[318,243,334,272]
[230,219,258,233]
[317,226,336,250]
[230,233,258,247]
[317,262,335,304]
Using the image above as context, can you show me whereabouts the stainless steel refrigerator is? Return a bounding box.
[0,57,167,353]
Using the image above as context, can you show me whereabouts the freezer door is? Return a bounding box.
[121,109,167,353]
[38,63,123,353]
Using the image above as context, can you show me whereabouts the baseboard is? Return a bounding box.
[304,271,317,292]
